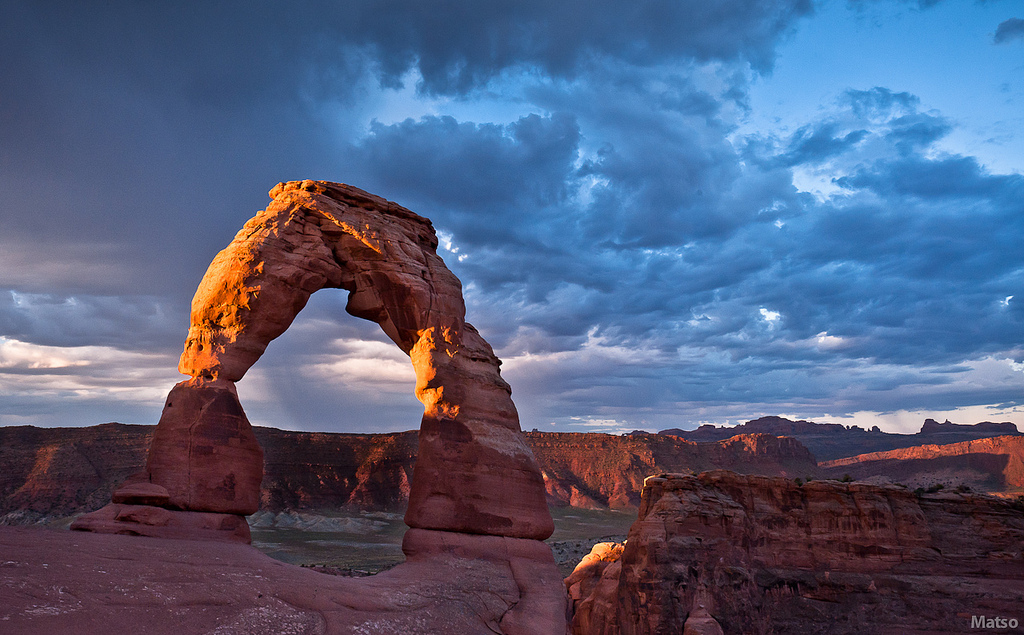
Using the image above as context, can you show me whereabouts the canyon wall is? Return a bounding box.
[529,431,816,509]
[1,424,821,523]
[567,471,1024,634]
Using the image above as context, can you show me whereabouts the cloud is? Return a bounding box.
[2,0,1023,434]
[351,113,581,246]
[333,0,814,93]
[994,18,1024,44]
[0,336,179,426]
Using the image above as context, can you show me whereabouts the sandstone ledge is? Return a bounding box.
[568,471,1024,635]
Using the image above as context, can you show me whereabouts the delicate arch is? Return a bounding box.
[172,180,552,539]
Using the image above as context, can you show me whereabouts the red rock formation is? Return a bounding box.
[567,471,1024,634]
[68,181,565,633]
[821,434,1024,493]
[176,179,550,539]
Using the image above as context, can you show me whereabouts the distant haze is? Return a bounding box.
[1,1,1023,435]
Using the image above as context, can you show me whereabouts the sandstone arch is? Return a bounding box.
[77,180,551,540]
[72,181,565,634]
[171,179,552,538]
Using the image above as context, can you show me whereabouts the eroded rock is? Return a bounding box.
[567,470,1024,634]
[173,179,551,539]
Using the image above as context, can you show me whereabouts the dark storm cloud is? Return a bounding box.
[0,292,184,351]
[994,18,1024,43]
[778,123,868,166]
[3,0,1022,430]
[727,92,1024,372]
[352,113,581,246]
[332,0,814,93]
[451,83,1024,427]
[0,0,815,297]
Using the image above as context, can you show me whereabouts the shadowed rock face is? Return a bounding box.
[567,471,1024,635]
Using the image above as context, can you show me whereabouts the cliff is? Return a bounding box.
[0,423,419,522]
[566,471,1024,635]
[1,424,818,522]
[821,434,1024,493]
[662,415,1021,461]
[0,423,154,522]
[528,431,816,509]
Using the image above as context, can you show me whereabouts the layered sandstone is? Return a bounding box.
[568,471,1024,634]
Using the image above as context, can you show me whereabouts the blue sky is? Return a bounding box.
[1,0,1023,435]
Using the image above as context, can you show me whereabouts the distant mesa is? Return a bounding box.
[2,425,819,523]
[820,434,1024,493]
[67,180,565,633]
[660,415,1021,462]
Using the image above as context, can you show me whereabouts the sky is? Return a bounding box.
[1,0,1023,435]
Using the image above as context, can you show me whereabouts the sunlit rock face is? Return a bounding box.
[176,179,551,539]
[567,471,1024,635]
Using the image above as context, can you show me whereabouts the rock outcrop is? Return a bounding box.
[0,525,566,635]
[68,181,564,633]
[529,431,817,509]
[568,471,1024,634]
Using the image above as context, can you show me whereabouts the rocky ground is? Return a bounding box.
[0,525,566,635]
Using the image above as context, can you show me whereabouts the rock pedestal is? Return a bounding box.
[71,378,261,543]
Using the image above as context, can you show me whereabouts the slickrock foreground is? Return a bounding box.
[567,471,1024,634]
[0,526,565,634]
[67,181,564,633]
